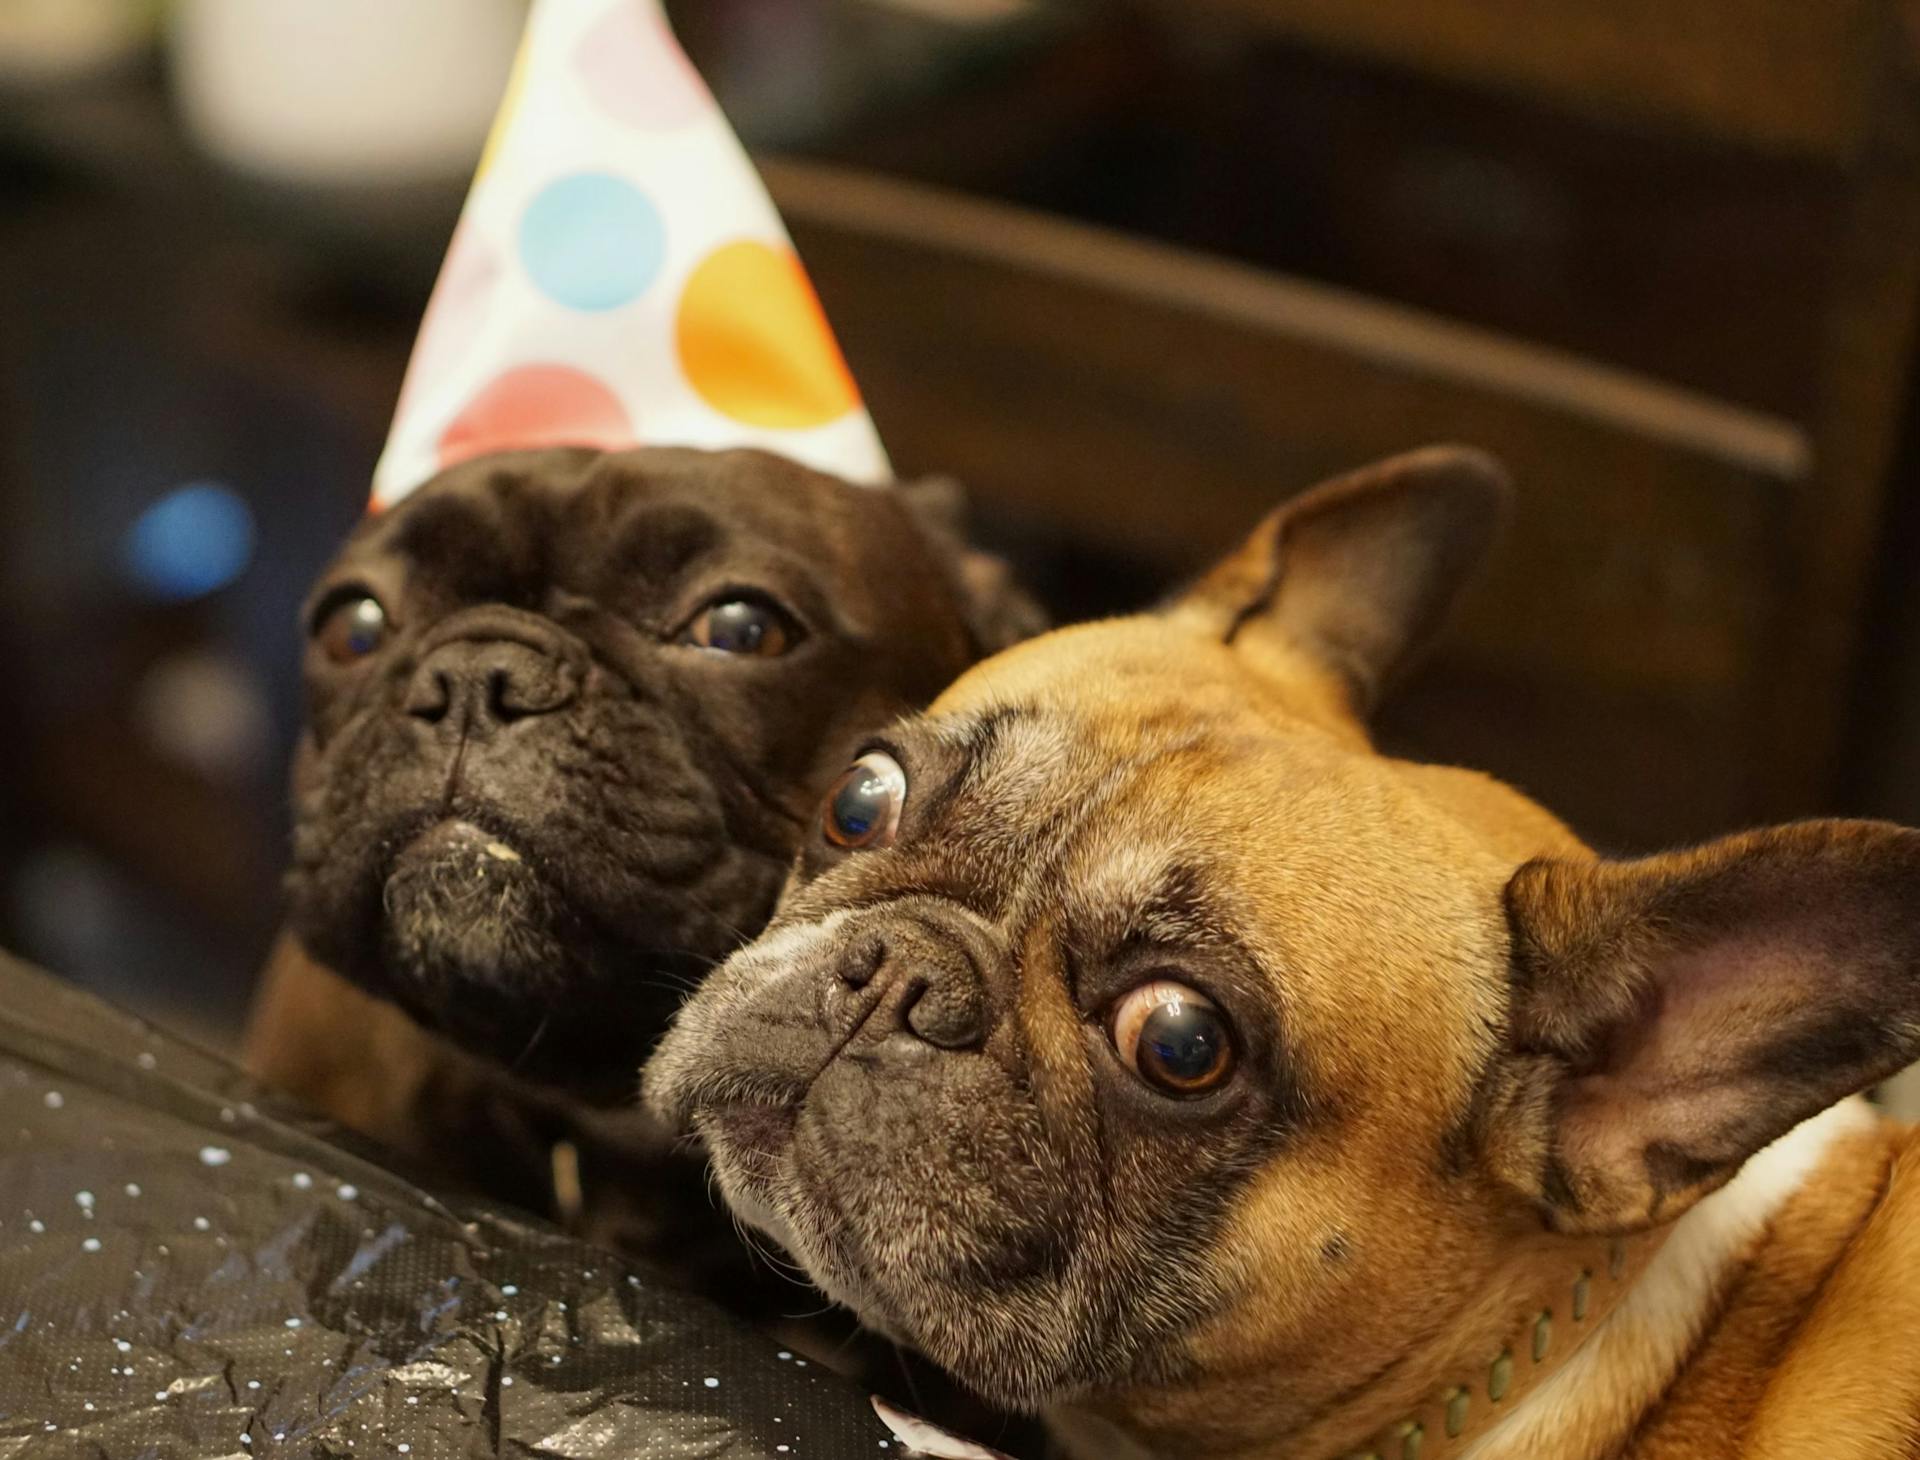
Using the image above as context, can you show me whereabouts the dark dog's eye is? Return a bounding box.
[822,751,907,850]
[1110,980,1235,1096]
[314,593,389,664]
[685,598,794,657]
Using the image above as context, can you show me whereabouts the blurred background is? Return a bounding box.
[1,0,1917,1055]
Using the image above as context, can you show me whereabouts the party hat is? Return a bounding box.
[371,0,891,509]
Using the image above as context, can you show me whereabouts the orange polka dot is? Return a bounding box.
[675,242,861,430]
[437,364,636,470]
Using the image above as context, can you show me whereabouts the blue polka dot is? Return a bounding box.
[518,173,665,312]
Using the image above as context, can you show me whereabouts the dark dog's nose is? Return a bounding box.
[837,925,988,1050]
[406,639,578,731]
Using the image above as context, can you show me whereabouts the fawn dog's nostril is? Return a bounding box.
[838,935,886,990]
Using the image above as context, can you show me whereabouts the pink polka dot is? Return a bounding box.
[437,365,637,469]
[575,2,710,131]
[395,222,499,425]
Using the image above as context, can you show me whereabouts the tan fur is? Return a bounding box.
[645,448,1920,1459]
[1629,1123,1901,1459]
[1742,1128,1920,1458]
[245,937,455,1157]
[985,618,1920,1458]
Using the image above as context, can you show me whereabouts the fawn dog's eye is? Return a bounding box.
[1110,980,1235,1096]
[823,752,907,851]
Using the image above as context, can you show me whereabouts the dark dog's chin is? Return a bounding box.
[363,818,683,1096]
[383,821,567,988]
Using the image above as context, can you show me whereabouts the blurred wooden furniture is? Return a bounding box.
[1149,0,1920,820]
[1162,0,1885,159]
[771,150,1899,849]
[775,0,1920,849]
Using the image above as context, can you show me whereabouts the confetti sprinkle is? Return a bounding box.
[198,1147,231,1167]
[42,1092,62,1110]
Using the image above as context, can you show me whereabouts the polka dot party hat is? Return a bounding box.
[371,0,891,509]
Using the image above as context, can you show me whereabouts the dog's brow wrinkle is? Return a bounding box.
[604,503,724,582]
[389,493,495,563]
[948,704,1039,789]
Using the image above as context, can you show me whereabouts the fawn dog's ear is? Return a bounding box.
[1482,820,1920,1234]
[1172,446,1511,714]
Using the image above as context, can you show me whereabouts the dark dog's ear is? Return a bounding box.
[896,476,1048,655]
[1481,820,1920,1235]
[1173,446,1510,714]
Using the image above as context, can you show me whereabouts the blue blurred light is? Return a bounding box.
[123,483,255,601]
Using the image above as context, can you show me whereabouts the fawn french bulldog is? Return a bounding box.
[648,446,1920,1460]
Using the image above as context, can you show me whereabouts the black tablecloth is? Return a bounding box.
[0,953,915,1459]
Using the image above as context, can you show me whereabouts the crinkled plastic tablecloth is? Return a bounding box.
[0,953,906,1459]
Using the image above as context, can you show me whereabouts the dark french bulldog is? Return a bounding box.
[246,443,1039,1236]
[648,447,1920,1460]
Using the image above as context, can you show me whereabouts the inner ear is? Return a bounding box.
[1173,445,1511,714]
[1485,820,1920,1235]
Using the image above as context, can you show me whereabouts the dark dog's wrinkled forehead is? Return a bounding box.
[316,445,974,662]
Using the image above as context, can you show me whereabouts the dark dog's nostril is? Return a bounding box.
[486,668,515,721]
[407,669,452,723]
[405,639,577,731]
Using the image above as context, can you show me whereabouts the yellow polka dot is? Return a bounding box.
[475,27,533,182]
[675,241,861,430]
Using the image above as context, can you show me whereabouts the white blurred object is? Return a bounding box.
[134,649,272,786]
[0,0,155,83]
[861,0,1034,22]
[169,0,526,186]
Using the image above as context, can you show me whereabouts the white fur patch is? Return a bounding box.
[872,1396,1017,1459]
[1464,1097,1879,1460]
